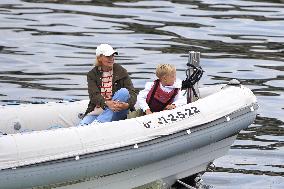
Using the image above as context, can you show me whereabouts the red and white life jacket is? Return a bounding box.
[146,79,179,112]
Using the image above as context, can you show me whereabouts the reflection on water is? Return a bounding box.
[0,0,283,188]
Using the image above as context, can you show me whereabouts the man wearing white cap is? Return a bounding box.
[80,44,137,124]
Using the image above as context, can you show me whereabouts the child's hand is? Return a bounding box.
[165,104,176,110]
[145,109,152,115]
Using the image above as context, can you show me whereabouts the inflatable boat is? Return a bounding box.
[0,53,258,189]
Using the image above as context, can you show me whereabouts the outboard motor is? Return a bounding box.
[182,51,204,103]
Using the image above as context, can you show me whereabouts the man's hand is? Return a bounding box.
[115,101,129,111]
[105,100,129,112]
[105,100,116,111]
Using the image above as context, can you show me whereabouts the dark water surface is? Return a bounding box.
[0,0,283,188]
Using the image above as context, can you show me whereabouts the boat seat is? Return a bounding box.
[127,109,144,119]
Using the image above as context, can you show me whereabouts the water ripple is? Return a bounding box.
[0,0,284,188]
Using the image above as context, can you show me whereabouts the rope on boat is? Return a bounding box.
[181,63,204,99]
[182,51,204,103]
[176,179,197,189]
[0,130,7,135]
[182,63,204,91]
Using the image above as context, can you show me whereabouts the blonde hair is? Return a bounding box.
[156,64,176,78]
[95,56,101,66]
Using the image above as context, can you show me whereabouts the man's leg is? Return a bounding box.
[79,115,98,125]
[97,88,130,123]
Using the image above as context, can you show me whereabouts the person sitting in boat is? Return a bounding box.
[80,44,137,125]
[137,64,186,115]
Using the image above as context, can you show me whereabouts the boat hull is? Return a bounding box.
[0,105,257,189]
[55,135,237,189]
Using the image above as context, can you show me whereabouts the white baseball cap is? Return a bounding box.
[96,44,118,57]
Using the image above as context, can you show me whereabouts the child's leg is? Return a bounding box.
[79,115,98,125]
[97,88,130,123]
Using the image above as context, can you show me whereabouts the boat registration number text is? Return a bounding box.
[143,107,200,128]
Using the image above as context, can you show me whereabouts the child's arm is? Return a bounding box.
[137,82,154,113]
[171,78,187,107]
[172,90,187,107]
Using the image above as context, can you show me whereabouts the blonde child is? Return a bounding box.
[137,64,186,115]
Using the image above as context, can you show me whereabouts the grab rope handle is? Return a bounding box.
[181,63,204,92]
[0,130,7,135]
[182,51,204,103]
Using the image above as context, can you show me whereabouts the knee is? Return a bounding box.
[119,88,130,97]
[119,88,129,95]
[112,88,130,102]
